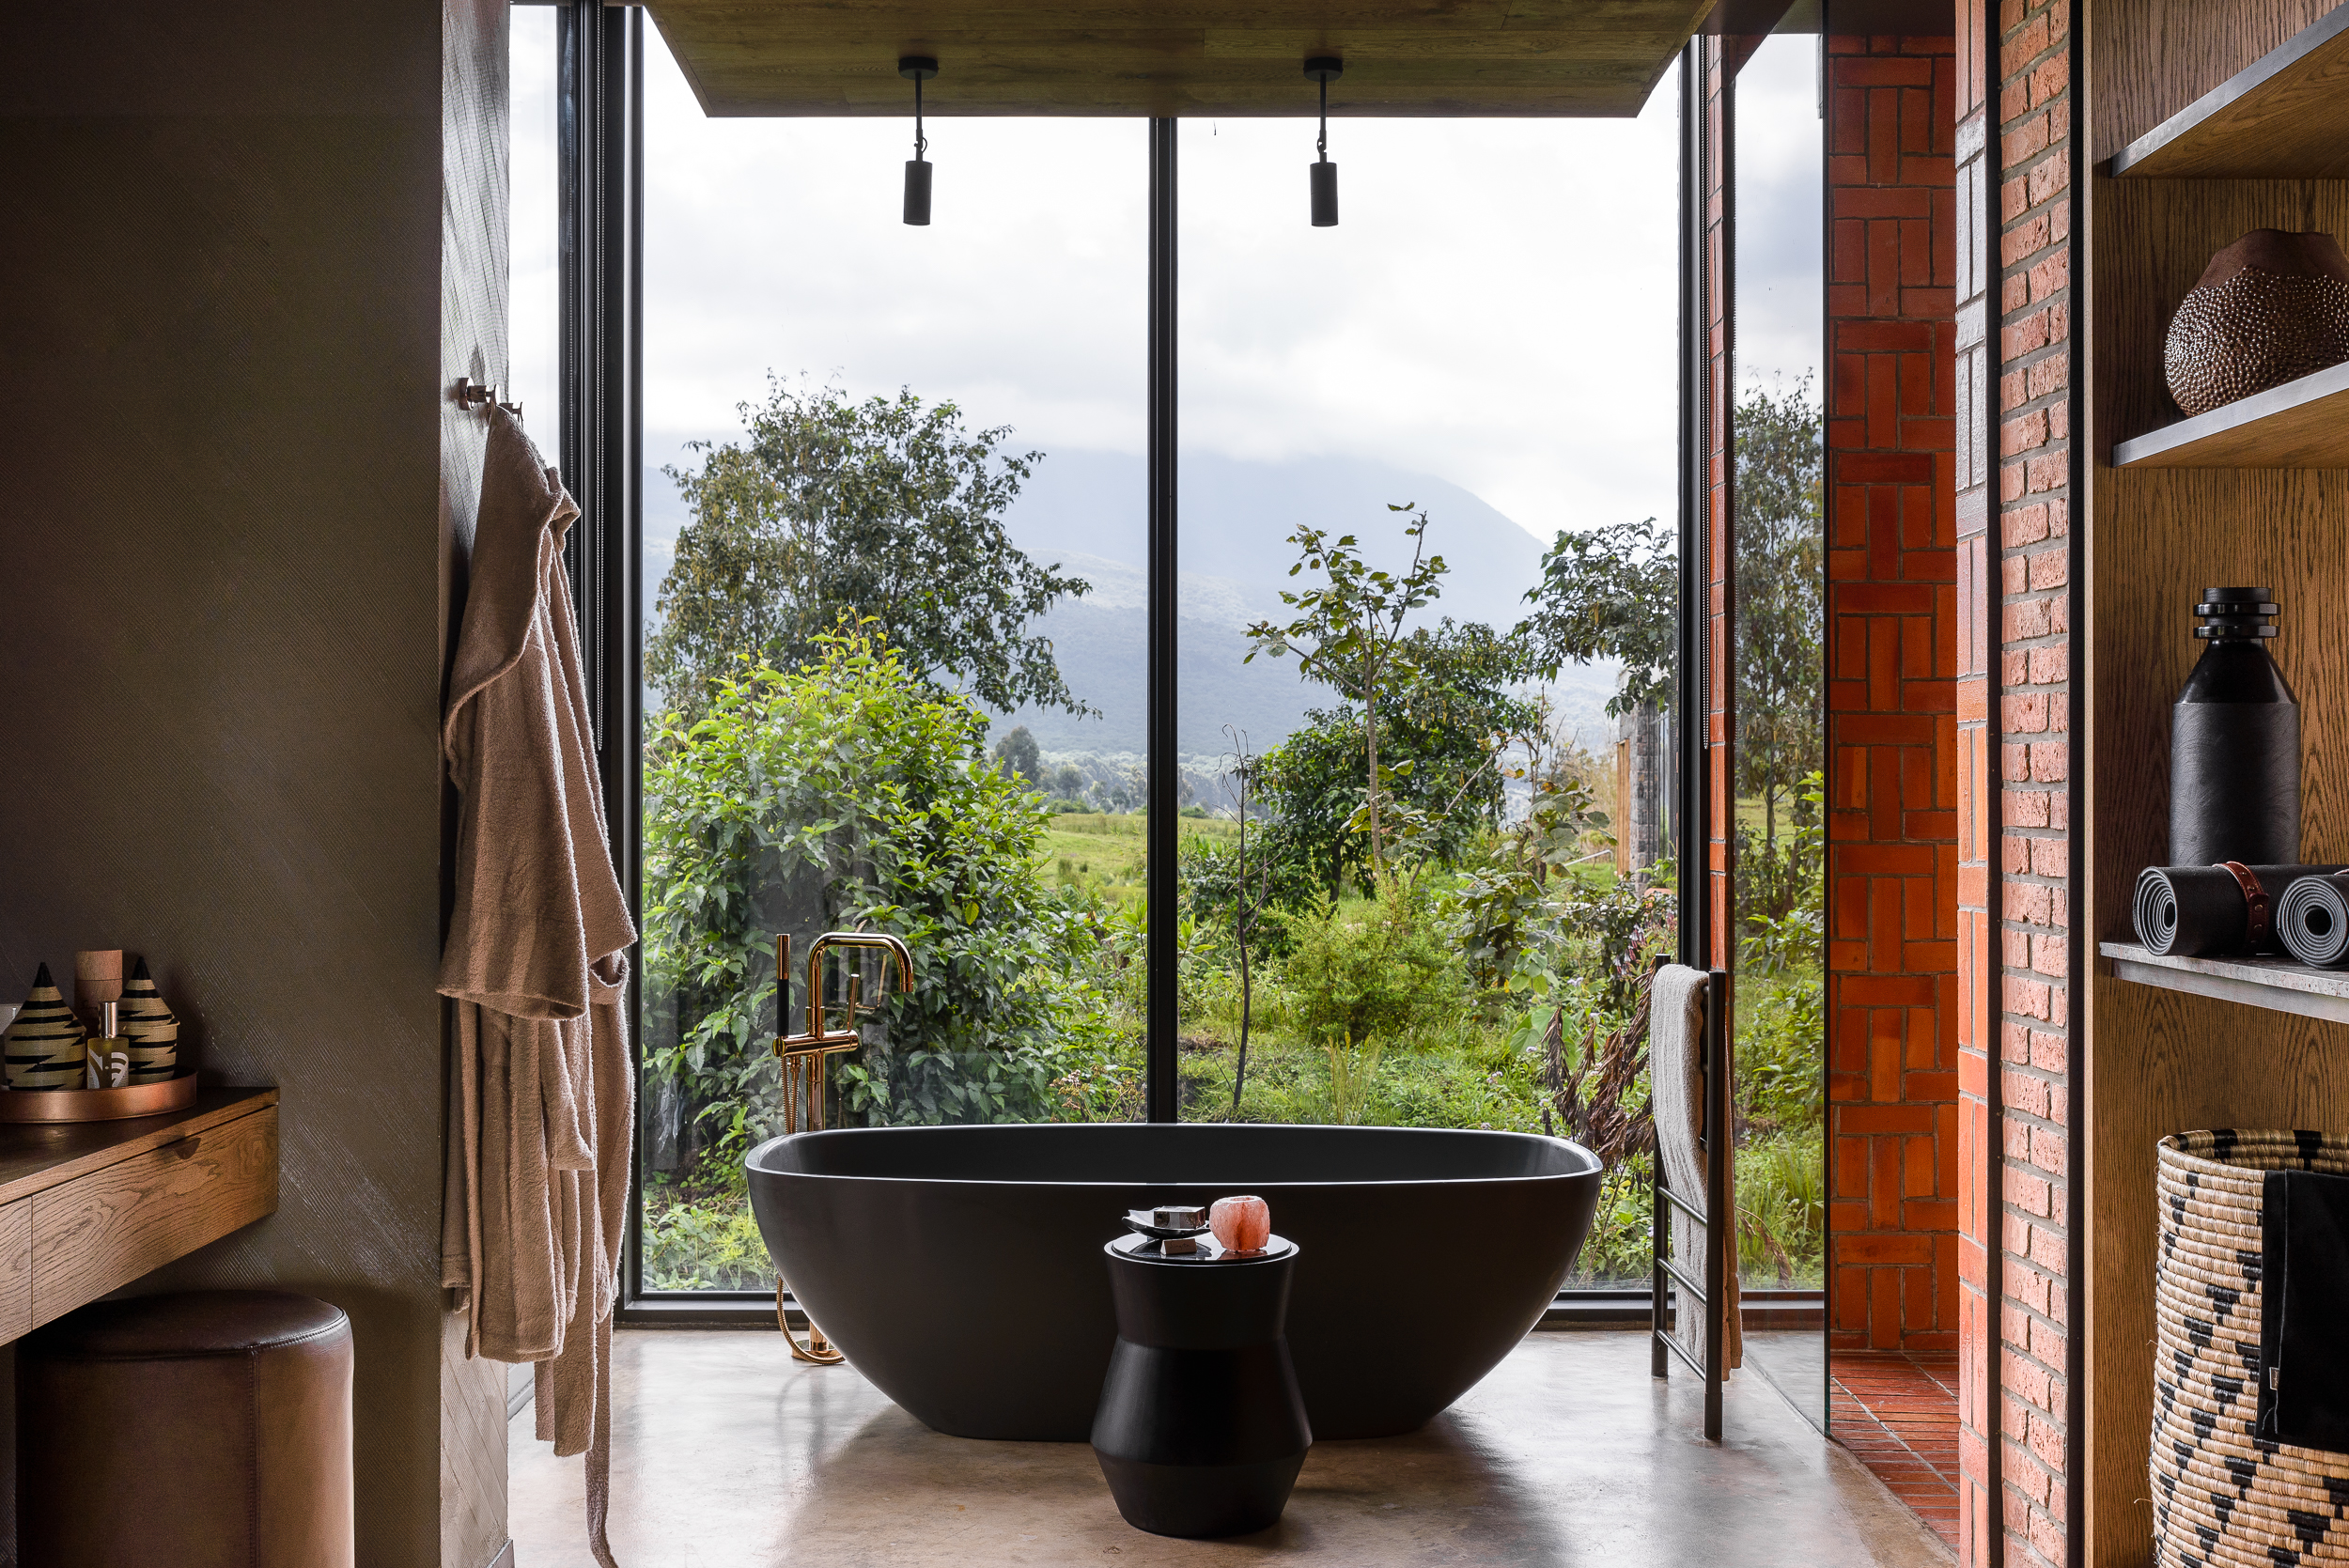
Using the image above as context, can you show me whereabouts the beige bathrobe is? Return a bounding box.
[441,406,636,1566]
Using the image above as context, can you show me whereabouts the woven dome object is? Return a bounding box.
[2166,231,2349,417]
[2151,1129,2349,1568]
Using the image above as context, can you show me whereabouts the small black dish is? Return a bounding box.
[1122,1206,1210,1242]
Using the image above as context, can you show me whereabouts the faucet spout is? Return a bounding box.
[801,930,914,1043]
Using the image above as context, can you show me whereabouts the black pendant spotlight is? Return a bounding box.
[900,55,938,226]
[1305,55,1342,227]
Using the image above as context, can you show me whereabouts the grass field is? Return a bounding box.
[1039,811,1238,902]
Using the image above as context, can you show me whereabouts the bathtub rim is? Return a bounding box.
[745,1121,1605,1189]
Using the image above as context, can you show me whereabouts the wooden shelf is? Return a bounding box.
[2109,359,2349,468]
[2110,3,2349,179]
[2102,941,2349,1025]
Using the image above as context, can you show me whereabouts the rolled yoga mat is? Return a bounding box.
[2277,871,2349,967]
[2132,864,2348,956]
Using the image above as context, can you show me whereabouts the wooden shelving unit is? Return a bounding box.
[2111,360,2349,467]
[2085,5,2349,1564]
[2102,941,2349,1024]
[2109,2,2349,179]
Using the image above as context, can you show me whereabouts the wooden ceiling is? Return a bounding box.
[644,1,1724,118]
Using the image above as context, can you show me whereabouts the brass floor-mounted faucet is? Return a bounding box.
[771,929,913,1364]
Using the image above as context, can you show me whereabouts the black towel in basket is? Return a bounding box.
[2259,1166,2349,1454]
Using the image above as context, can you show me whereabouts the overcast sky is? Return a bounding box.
[510,17,1821,570]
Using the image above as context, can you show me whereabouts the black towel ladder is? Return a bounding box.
[1650,965,1732,1441]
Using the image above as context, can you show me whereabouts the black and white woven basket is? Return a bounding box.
[2153,1129,2349,1568]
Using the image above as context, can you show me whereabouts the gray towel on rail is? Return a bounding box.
[1651,964,1740,1373]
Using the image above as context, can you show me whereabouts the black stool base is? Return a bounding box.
[1095,1452,1307,1539]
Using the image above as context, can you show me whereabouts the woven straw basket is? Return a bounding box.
[2153,1129,2349,1568]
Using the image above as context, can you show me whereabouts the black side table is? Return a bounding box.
[1090,1232,1311,1538]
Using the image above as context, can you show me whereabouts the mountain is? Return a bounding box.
[644,447,1622,759]
[988,451,1617,757]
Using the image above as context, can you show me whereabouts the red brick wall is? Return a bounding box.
[1953,0,1999,1560]
[1823,32,1961,1358]
[1960,0,2076,1562]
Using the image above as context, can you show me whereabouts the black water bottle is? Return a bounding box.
[2170,586,2299,866]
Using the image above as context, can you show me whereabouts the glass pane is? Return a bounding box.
[1171,95,1682,1289]
[631,31,1148,1289]
[1729,34,1827,1422]
[506,7,558,448]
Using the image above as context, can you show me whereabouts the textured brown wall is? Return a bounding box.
[0,2,507,1563]
[439,0,513,1561]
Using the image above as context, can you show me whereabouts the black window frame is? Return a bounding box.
[536,8,1735,1318]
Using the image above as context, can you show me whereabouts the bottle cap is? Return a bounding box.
[2194,585,2279,640]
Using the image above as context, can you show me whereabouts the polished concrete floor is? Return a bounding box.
[511,1329,1954,1567]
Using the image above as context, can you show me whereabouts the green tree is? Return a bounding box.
[1216,728,1275,1116]
[648,378,1093,718]
[1051,764,1084,800]
[1513,517,1677,716]
[1734,378,1825,847]
[1447,722,1615,991]
[1244,507,1450,881]
[992,723,1042,786]
[1257,618,1537,895]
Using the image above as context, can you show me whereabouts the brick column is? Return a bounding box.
[1965,0,2076,1562]
[1953,0,1999,1561]
[1822,32,1960,1358]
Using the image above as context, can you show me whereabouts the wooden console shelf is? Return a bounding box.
[2110,359,2349,468]
[2101,941,2349,1026]
[0,1087,277,1343]
[2109,3,2349,179]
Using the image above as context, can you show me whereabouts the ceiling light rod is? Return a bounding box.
[900,55,938,226]
[1306,56,1342,227]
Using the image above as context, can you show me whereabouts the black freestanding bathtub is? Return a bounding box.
[744,1123,1604,1442]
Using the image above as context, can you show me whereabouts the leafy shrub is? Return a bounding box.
[1736,771,1824,973]
[1282,879,1457,1053]
[1570,1149,1659,1284]
[642,626,1112,1143]
[642,1189,772,1291]
[1446,741,1614,994]
[1737,972,1824,1135]
[1736,1132,1826,1286]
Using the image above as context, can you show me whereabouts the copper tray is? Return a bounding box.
[0,1073,199,1124]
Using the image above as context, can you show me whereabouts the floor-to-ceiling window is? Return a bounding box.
[515,9,1720,1305]
[1729,30,1828,1422]
[509,7,559,442]
[1170,102,1681,1295]
[620,25,1149,1293]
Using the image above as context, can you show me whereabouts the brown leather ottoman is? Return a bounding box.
[18,1290,354,1567]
